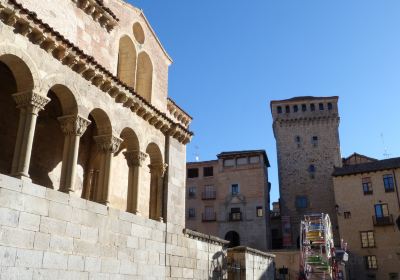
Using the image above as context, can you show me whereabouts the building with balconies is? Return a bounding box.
[333,154,400,280]
[185,150,272,251]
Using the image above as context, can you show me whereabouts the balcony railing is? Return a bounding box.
[202,213,217,222]
[373,215,394,226]
[229,212,242,221]
[202,191,216,200]
[363,190,373,195]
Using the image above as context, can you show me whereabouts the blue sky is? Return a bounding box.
[130,0,400,206]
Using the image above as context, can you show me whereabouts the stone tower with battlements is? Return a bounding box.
[270,96,342,248]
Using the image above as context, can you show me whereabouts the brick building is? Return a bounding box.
[333,154,400,280]
[270,96,342,248]
[185,150,272,251]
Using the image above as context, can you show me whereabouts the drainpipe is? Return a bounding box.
[392,169,400,209]
[163,134,170,275]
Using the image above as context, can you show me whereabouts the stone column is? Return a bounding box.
[58,115,91,193]
[123,150,147,214]
[149,163,168,221]
[11,91,50,179]
[94,134,122,205]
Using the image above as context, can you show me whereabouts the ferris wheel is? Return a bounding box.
[299,213,338,280]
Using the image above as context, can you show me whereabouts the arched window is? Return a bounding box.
[136,52,153,102]
[310,104,315,111]
[328,103,333,110]
[146,143,165,221]
[117,36,137,88]
[293,105,298,112]
[277,106,282,114]
[301,104,307,112]
[225,231,240,248]
[319,103,324,110]
[285,105,290,113]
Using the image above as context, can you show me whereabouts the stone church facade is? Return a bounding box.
[0,0,275,279]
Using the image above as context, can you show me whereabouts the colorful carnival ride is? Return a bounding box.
[299,213,340,280]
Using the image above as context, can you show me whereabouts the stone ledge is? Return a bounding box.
[71,0,119,32]
[183,228,229,246]
[227,246,276,258]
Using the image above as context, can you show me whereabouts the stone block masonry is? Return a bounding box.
[0,174,277,279]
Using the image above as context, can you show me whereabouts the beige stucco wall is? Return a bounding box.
[333,170,400,280]
[185,153,271,251]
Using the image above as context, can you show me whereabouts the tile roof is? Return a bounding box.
[333,157,400,176]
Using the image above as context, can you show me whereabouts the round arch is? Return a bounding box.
[0,45,40,91]
[225,231,240,248]
[117,35,137,89]
[136,51,153,102]
[146,142,163,164]
[120,127,140,151]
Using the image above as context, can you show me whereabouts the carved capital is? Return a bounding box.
[58,115,91,136]
[123,150,147,167]
[12,91,50,114]
[94,134,122,153]
[148,163,168,177]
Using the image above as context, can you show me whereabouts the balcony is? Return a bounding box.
[202,191,216,200]
[202,213,216,222]
[373,215,394,226]
[229,212,242,222]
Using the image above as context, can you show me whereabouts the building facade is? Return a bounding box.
[0,0,277,279]
[333,155,400,280]
[185,150,271,251]
[271,96,342,247]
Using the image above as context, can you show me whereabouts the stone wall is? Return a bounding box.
[0,174,230,280]
[227,246,275,280]
[271,97,342,247]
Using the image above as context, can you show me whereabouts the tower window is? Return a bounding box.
[285,105,290,113]
[319,103,324,110]
[256,206,263,217]
[293,105,298,112]
[308,165,316,178]
[295,136,301,147]
[312,136,318,147]
[296,196,308,208]
[328,103,333,110]
[301,104,307,112]
[277,106,282,114]
[310,104,315,111]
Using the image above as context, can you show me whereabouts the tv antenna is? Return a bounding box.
[380,133,390,159]
[194,146,200,162]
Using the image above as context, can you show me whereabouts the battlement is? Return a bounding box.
[270,96,339,121]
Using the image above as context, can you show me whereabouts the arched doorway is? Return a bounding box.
[225,231,240,248]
